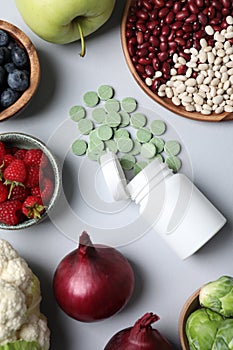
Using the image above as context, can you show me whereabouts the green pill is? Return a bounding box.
[134,161,148,175]
[130,113,147,129]
[136,128,152,143]
[114,128,130,139]
[105,140,118,153]
[97,85,114,100]
[120,155,136,170]
[165,156,182,173]
[119,111,130,127]
[105,111,121,128]
[97,125,113,141]
[150,120,166,135]
[129,140,141,156]
[72,139,87,156]
[69,105,86,122]
[150,137,164,153]
[89,140,105,153]
[83,91,99,107]
[92,107,107,124]
[121,97,137,113]
[104,98,120,112]
[164,140,181,156]
[78,119,94,135]
[117,137,134,153]
[141,143,156,159]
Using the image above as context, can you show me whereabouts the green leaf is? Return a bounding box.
[0,340,41,350]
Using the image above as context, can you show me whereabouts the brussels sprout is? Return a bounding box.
[199,276,233,317]
[186,308,224,350]
[213,319,233,350]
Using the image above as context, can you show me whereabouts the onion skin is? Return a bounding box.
[53,231,135,322]
[104,312,175,349]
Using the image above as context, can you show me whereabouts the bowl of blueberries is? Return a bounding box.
[0,20,40,121]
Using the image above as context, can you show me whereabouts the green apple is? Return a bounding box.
[15,0,116,54]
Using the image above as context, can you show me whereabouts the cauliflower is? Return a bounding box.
[0,240,50,350]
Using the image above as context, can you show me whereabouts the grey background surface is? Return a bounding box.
[1,1,233,349]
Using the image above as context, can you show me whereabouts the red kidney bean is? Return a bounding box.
[160,42,168,51]
[149,35,159,47]
[150,9,158,20]
[210,17,221,25]
[151,79,161,92]
[136,48,148,57]
[193,22,200,31]
[128,43,135,57]
[212,0,222,10]
[222,8,231,16]
[168,30,175,42]
[162,62,170,75]
[198,13,208,26]
[135,64,145,74]
[152,58,160,70]
[185,39,193,49]
[212,25,222,31]
[153,27,161,36]
[158,7,169,18]
[174,37,186,46]
[183,24,193,32]
[138,42,150,49]
[221,20,228,28]
[143,32,150,41]
[128,37,137,45]
[208,6,216,19]
[132,56,137,64]
[157,51,168,62]
[192,72,198,79]
[195,0,204,7]
[136,31,144,45]
[222,0,230,7]
[179,52,191,61]
[136,9,149,21]
[168,41,177,50]
[161,25,170,36]
[172,21,183,30]
[165,0,174,8]
[160,35,168,42]
[126,29,134,39]
[172,2,180,12]
[136,22,147,32]
[142,0,153,11]
[185,14,197,23]
[165,12,175,24]
[145,65,155,77]
[148,52,156,59]
[154,0,165,8]
[177,65,187,75]
[147,20,158,30]
[176,29,184,37]
[138,57,151,65]
[188,2,199,13]
[176,10,189,20]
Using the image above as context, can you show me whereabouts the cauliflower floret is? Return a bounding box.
[18,314,50,350]
[0,279,27,342]
[0,240,18,273]
[1,257,32,291]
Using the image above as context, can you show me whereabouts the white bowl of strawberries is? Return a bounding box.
[0,132,61,229]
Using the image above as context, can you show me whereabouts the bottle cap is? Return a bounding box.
[100,151,130,201]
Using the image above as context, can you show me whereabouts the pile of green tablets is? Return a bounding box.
[69,85,182,175]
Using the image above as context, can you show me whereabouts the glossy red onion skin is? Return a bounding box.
[104,313,175,350]
[53,237,135,322]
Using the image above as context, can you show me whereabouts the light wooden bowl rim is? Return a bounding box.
[178,288,200,350]
[0,20,40,122]
[121,0,233,122]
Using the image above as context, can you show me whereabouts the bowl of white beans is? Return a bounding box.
[121,0,233,122]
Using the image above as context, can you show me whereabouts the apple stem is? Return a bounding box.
[77,23,86,57]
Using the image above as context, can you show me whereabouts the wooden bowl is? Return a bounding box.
[121,0,233,122]
[0,20,40,121]
[178,289,200,350]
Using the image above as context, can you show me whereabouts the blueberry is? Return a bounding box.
[0,47,10,65]
[0,88,20,108]
[11,45,29,68]
[0,67,6,90]
[7,69,29,92]
[4,62,15,74]
[0,30,9,47]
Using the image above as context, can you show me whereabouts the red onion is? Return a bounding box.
[104,312,175,350]
[53,231,135,322]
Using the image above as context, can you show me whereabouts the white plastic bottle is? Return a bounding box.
[100,152,226,259]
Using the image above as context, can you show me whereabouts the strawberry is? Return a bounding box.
[0,200,23,225]
[0,182,9,203]
[25,165,40,188]
[4,159,27,198]
[24,149,48,168]
[11,185,30,202]
[22,195,45,219]
[2,154,15,168]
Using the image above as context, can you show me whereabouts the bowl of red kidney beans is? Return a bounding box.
[121,0,233,122]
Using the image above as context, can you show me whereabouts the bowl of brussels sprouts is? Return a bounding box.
[0,20,40,121]
[179,276,233,350]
